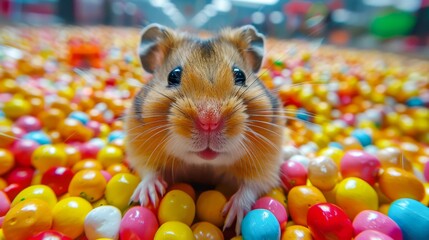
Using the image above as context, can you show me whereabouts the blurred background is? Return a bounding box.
[0,0,428,57]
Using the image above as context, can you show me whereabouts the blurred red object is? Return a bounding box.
[68,37,103,68]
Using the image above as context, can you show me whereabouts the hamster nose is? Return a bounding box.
[196,116,222,132]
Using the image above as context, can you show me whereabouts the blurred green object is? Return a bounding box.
[370,11,416,39]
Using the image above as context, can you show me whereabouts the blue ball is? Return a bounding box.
[406,97,424,107]
[296,108,310,122]
[23,131,51,145]
[68,111,90,125]
[351,129,372,147]
[88,138,106,148]
[242,209,281,240]
[329,142,343,149]
[388,198,429,240]
[107,130,125,143]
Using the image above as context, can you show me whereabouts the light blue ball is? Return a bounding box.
[242,209,281,240]
[329,142,343,149]
[388,198,429,240]
[351,129,372,147]
[69,111,90,125]
[296,108,310,122]
[108,130,125,143]
[23,131,51,145]
[406,97,424,107]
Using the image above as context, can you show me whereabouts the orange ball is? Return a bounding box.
[287,186,327,226]
[68,169,106,202]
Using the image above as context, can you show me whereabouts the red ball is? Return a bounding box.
[3,183,26,201]
[11,139,40,167]
[29,230,72,240]
[280,160,307,191]
[41,167,74,196]
[6,167,34,187]
[307,203,354,240]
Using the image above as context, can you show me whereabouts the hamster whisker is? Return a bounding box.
[245,119,284,129]
[241,136,264,176]
[245,123,283,137]
[127,124,172,147]
[0,132,21,141]
[125,119,171,132]
[249,114,322,127]
[146,133,171,168]
[244,126,279,152]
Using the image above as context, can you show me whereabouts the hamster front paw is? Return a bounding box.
[222,185,258,235]
[130,171,167,207]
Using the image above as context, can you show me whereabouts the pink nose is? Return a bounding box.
[196,117,222,132]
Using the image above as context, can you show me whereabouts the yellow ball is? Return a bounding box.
[96,145,124,168]
[3,97,32,119]
[3,199,53,240]
[196,190,227,227]
[264,187,287,208]
[68,169,106,202]
[105,173,140,211]
[11,185,57,209]
[52,197,93,239]
[158,190,195,226]
[0,149,14,175]
[336,177,378,219]
[32,144,67,173]
[318,147,344,166]
[154,221,195,240]
[192,222,224,240]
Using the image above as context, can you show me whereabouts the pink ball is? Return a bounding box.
[355,230,394,240]
[280,160,307,191]
[11,139,40,167]
[100,170,112,182]
[424,161,429,182]
[120,206,159,240]
[11,126,26,139]
[86,120,101,137]
[340,150,381,185]
[15,116,42,132]
[0,191,11,217]
[341,113,356,126]
[79,142,101,159]
[252,196,287,229]
[353,210,403,240]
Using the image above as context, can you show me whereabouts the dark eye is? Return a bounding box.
[168,66,182,87]
[233,67,246,86]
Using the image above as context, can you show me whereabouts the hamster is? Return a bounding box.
[125,23,286,234]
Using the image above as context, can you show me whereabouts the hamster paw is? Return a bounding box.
[130,172,167,207]
[222,186,257,235]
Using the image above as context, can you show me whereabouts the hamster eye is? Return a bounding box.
[168,66,182,87]
[233,67,246,86]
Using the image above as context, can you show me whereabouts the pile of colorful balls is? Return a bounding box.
[0,27,428,240]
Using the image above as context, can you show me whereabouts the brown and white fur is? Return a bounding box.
[125,23,286,234]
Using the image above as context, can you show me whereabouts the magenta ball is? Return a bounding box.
[15,116,42,132]
[424,161,429,182]
[79,142,101,159]
[86,120,101,137]
[355,230,394,240]
[11,139,40,167]
[340,150,380,185]
[120,206,159,240]
[353,210,402,240]
[280,160,307,191]
[11,126,26,139]
[252,196,287,229]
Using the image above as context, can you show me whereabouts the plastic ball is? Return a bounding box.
[154,221,195,240]
[41,166,74,196]
[105,173,139,211]
[192,221,224,240]
[264,188,287,208]
[106,163,130,176]
[23,131,52,145]
[11,139,39,167]
[28,230,72,240]
[335,177,378,219]
[84,205,121,240]
[0,190,11,216]
[120,206,159,240]
[39,108,66,130]
[69,111,90,125]
[52,197,93,239]
[72,159,103,173]
[158,190,196,226]
[96,145,124,168]
[281,225,312,240]
[3,97,32,119]
[3,199,53,240]
[3,183,26,201]
[11,184,57,209]
[196,190,226,227]
[379,167,425,201]
[308,156,338,191]
[353,210,402,240]
[168,183,196,201]
[68,169,106,202]
[107,130,125,143]
[279,160,308,191]
[0,149,14,175]
[15,115,42,132]
[307,203,354,240]
[354,230,394,240]
[351,129,373,147]
[6,166,35,188]
[340,150,381,185]
[241,209,281,240]
[252,196,287,229]
[31,144,67,173]
[287,185,326,226]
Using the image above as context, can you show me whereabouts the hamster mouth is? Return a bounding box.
[197,147,219,160]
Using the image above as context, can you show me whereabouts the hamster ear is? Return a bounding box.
[138,24,175,73]
[221,25,265,72]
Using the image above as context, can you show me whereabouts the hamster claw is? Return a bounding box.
[130,173,167,208]
[222,194,248,235]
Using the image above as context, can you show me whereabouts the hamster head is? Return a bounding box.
[127,24,285,168]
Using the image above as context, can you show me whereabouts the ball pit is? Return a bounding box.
[0,26,428,239]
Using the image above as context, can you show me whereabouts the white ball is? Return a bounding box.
[84,205,122,240]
